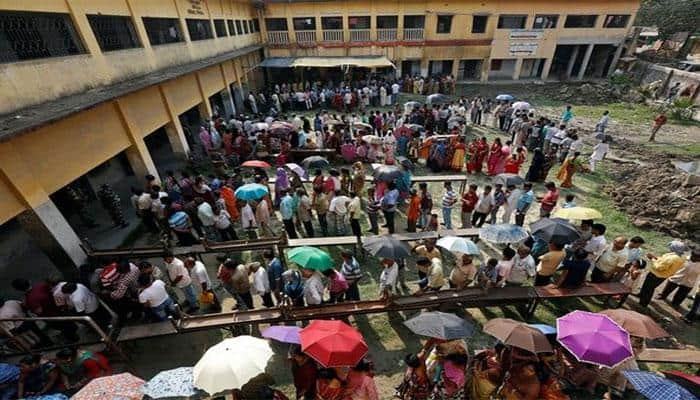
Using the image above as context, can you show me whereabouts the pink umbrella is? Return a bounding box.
[557,310,633,368]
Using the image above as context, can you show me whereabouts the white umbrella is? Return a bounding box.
[512,101,531,111]
[361,135,383,145]
[193,336,273,395]
[436,236,480,255]
[246,122,269,133]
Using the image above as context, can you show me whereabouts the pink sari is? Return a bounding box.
[486,143,502,176]
[495,145,511,175]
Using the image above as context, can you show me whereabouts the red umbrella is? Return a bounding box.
[241,160,271,169]
[300,320,368,367]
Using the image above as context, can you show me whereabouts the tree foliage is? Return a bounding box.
[635,0,700,39]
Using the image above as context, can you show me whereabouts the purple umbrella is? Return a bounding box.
[557,310,633,368]
[262,325,301,344]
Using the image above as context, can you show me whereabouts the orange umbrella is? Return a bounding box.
[599,309,669,339]
[241,160,272,169]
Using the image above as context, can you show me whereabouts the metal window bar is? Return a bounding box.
[142,17,182,46]
[377,28,397,41]
[350,29,370,42]
[186,19,213,41]
[323,29,343,42]
[267,31,289,44]
[403,28,424,41]
[295,30,316,44]
[87,15,141,52]
[0,11,86,63]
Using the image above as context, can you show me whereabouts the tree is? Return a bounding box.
[635,0,700,39]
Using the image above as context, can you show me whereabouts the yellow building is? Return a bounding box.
[258,0,640,81]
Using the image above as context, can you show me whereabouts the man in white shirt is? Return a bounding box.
[163,252,199,312]
[138,275,178,321]
[328,192,350,235]
[249,262,274,307]
[591,237,628,283]
[60,282,114,328]
[297,189,314,238]
[391,82,400,104]
[504,246,536,286]
[302,269,324,305]
[584,223,608,263]
[0,298,52,345]
[502,185,522,224]
[348,192,362,238]
[241,201,257,239]
[472,185,494,228]
[196,198,216,241]
[549,124,568,148]
[184,257,213,293]
[379,258,399,300]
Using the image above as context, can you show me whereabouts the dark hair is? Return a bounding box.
[321,269,336,278]
[574,248,588,260]
[117,260,132,274]
[592,223,606,234]
[20,355,40,366]
[353,357,374,372]
[502,247,516,259]
[138,274,152,287]
[263,250,274,259]
[487,258,498,267]
[545,182,556,190]
[138,261,152,270]
[549,240,565,250]
[317,368,338,380]
[581,219,594,227]
[416,256,431,266]
[405,353,421,368]
[11,278,31,292]
[56,347,77,360]
[163,250,174,259]
[565,194,575,202]
[630,236,645,244]
[223,260,238,270]
[61,282,77,294]
[445,353,469,366]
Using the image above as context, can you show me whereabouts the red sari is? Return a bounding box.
[486,143,502,176]
[466,142,479,174]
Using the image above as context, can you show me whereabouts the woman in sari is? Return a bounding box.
[432,353,468,400]
[274,168,290,208]
[539,149,558,182]
[199,127,213,154]
[465,139,480,174]
[351,162,366,198]
[343,358,378,400]
[468,347,502,400]
[556,152,584,188]
[494,140,512,175]
[450,137,467,172]
[475,137,489,174]
[486,138,503,176]
[316,368,345,400]
[419,137,433,161]
[504,154,521,174]
[397,165,412,201]
[526,148,545,182]
[396,353,431,400]
[499,363,541,400]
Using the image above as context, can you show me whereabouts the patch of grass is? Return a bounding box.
[644,142,700,157]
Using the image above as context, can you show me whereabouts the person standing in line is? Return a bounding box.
[263,250,285,305]
[489,184,505,224]
[538,182,559,218]
[418,183,433,229]
[365,187,381,235]
[441,182,458,230]
[534,241,566,286]
[471,185,494,228]
[302,268,324,306]
[406,189,421,233]
[515,183,534,226]
[501,184,521,224]
[184,257,219,311]
[460,184,478,228]
[381,182,399,234]
[297,189,315,238]
[195,197,217,241]
[212,207,238,241]
[340,250,363,302]
[163,253,199,312]
[255,197,275,238]
[348,192,362,238]
[280,190,298,239]
[312,187,329,237]
[639,241,689,307]
[241,200,258,240]
[656,249,700,308]
[589,138,610,172]
[328,191,350,236]
[249,262,274,308]
[590,237,629,283]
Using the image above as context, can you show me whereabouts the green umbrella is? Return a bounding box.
[287,246,334,271]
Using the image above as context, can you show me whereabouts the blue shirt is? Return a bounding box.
[562,110,573,123]
[516,190,535,213]
[268,258,284,290]
[168,211,189,232]
[280,195,295,220]
[381,189,399,212]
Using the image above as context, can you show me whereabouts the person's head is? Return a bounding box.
[138,261,153,274]
[263,250,274,261]
[517,246,531,258]
[545,181,556,191]
[416,256,431,269]
[690,249,700,262]
[353,357,374,372]
[468,184,477,193]
[523,182,532,191]
[628,236,645,249]
[603,110,609,116]
[61,282,77,294]
[301,268,314,278]
[117,260,132,274]
[317,368,338,381]
[444,182,452,190]
[163,251,174,264]
[296,188,305,197]
[425,239,436,251]
[574,248,588,260]
[502,247,516,260]
[486,258,498,268]
[55,348,78,365]
[565,194,575,203]
[19,355,40,372]
[184,257,196,269]
[381,258,395,267]
[548,240,564,251]
[137,273,152,288]
[461,254,473,265]
[566,105,571,111]
[11,278,31,293]
[612,236,628,251]
[405,353,422,369]
[591,223,606,236]
[483,185,492,194]
[494,183,503,192]
[341,250,353,262]
[581,220,593,230]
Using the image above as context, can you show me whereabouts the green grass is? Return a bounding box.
[644,142,700,157]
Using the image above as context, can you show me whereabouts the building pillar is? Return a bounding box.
[480,59,490,82]
[114,101,161,183]
[607,45,625,76]
[565,45,580,79]
[577,44,595,80]
[420,58,429,77]
[158,86,190,158]
[219,64,237,117]
[512,58,524,80]
[451,59,460,79]
[195,73,214,119]
[540,57,554,80]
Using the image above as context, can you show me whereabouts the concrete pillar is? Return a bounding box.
[480,59,490,82]
[219,64,237,117]
[512,58,524,80]
[451,59,460,79]
[540,57,554,80]
[158,85,190,158]
[420,58,429,77]
[577,44,595,80]
[565,45,580,78]
[195,73,214,119]
[607,45,625,77]
[114,100,161,183]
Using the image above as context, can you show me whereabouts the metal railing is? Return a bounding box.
[403,27,424,41]
[377,28,397,41]
[295,30,316,44]
[322,29,344,42]
[267,30,289,44]
[350,29,370,42]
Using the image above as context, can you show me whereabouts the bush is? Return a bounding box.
[669,96,695,120]
[609,73,633,86]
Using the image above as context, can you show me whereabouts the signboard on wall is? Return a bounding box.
[186,0,205,16]
[509,29,543,40]
[509,42,539,56]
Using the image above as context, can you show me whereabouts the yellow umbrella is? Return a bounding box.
[553,207,602,220]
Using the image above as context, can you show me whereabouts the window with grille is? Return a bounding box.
[214,19,227,37]
[293,17,316,31]
[227,19,236,35]
[604,15,630,28]
[376,16,398,29]
[87,15,140,52]
[404,15,425,29]
[349,16,371,29]
[322,16,343,30]
[142,17,183,46]
[243,20,250,34]
[253,19,260,32]
[497,15,527,29]
[472,15,488,33]
[248,20,254,33]
[265,18,288,31]
[186,19,213,41]
[436,15,452,34]
[235,20,243,35]
[0,10,85,63]
[533,15,558,29]
[564,15,597,28]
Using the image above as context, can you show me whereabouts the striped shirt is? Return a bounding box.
[441,189,458,209]
[168,211,190,232]
[341,257,363,282]
[366,198,381,215]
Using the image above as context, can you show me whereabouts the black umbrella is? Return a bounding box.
[372,165,403,182]
[301,156,330,169]
[404,311,475,340]
[530,217,581,244]
[363,235,411,259]
[493,173,525,188]
[396,156,415,172]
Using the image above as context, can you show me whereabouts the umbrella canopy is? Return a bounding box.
[672,160,700,176]
[528,324,557,336]
[361,134,383,145]
[301,156,330,169]
[324,119,345,127]
[268,121,294,136]
[285,163,307,179]
[512,101,532,111]
[436,236,480,255]
[234,183,269,201]
[404,101,421,110]
[193,336,273,395]
[396,156,415,171]
[483,318,552,354]
[73,373,145,400]
[553,206,602,220]
[530,218,581,244]
[0,363,19,384]
[300,320,369,367]
[372,164,403,182]
[363,235,412,259]
[479,224,529,244]
[262,325,302,344]
[404,311,475,340]
[241,160,272,169]
[663,371,700,398]
[247,122,269,133]
[493,173,525,188]
[353,122,373,130]
[447,116,466,129]
[427,93,449,104]
[496,94,515,101]
[623,370,696,400]
[598,309,669,339]
[141,367,198,399]
[405,123,425,132]
[557,310,633,368]
[287,246,334,271]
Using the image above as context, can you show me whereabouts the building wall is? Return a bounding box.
[0,0,261,114]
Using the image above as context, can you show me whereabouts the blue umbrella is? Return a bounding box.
[496,94,514,101]
[142,366,199,399]
[622,370,696,400]
[528,324,557,336]
[234,183,269,201]
[0,363,19,384]
[479,224,529,244]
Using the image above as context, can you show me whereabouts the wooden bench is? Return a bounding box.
[525,282,631,318]
[637,348,700,365]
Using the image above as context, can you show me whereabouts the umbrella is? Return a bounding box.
[0,363,19,384]
[324,119,345,127]
[530,218,581,244]
[553,206,602,220]
[557,310,633,368]
[300,320,368,367]
[353,122,373,131]
[496,94,515,101]
[301,156,330,169]
[623,370,696,400]
[598,309,669,339]
[479,224,529,244]
[405,123,425,132]
[663,371,700,398]
[529,324,557,336]
[427,93,449,104]
[285,163,307,179]
[436,236,480,255]
[512,101,532,111]
[361,134,383,145]
[483,318,552,354]
[672,160,700,176]
[404,311,475,340]
[447,116,466,129]
[247,122,269,133]
[241,160,272,169]
[73,373,145,400]
[262,325,302,344]
[493,173,525,188]
[234,183,269,201]
[404,101,421,111]
[193,336,273,395]
[141,367,198,399]
[268,121,294,136]
[363,235,412,259]
[287,246,334,271]
[396,156,415,171]
[372,164,403,182]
